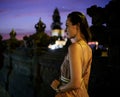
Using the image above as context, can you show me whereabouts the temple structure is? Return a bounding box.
[51,8,64,37]
[35,18,46,33]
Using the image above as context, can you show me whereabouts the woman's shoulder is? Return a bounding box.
[69,42,82,50]
[68,43,84,55]
[69,40,87,49]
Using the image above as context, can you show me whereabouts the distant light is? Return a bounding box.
[88,41,98,45]
[48,38,67,50]
[88,41,99,49]
[48,44,56,50]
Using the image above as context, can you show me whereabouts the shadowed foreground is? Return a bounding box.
[0,47,119,97]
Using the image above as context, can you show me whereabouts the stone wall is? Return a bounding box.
[0,47,66,97]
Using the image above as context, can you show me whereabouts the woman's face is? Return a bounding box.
[65,18,77,39]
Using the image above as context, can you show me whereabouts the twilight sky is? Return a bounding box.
[0,0,111,35]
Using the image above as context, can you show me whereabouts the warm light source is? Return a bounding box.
[48,38,67,50]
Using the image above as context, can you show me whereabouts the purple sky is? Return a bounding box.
[0,0,111,35]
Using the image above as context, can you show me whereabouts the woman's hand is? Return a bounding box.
[50,79,60,90]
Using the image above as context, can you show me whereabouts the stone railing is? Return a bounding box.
[0,47,66,97]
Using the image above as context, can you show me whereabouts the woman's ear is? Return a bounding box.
[76,23,80,30]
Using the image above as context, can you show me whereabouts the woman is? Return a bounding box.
[51,11,92,97]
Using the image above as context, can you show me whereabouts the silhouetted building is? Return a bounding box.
[35,18,46,33]
[51,8,64,37]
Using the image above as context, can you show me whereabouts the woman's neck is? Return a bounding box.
[70,33,84,43]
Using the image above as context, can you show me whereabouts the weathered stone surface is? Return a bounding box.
[0,47,66,97]
[0,85,10,97]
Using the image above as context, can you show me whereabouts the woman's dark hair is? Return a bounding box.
[67,11,92,42]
